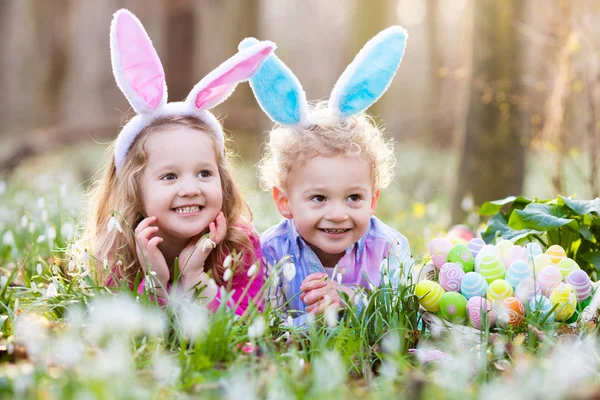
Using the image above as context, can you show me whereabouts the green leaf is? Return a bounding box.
[578,226,594,242]
[558,196,600,216]
[580,252,600,272]
[479,196,533,216]
[482,213,541,243]
[508,203,574,231]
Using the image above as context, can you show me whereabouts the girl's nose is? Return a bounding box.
[177,179,201,197]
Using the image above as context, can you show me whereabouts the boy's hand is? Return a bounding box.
[135,216,169,289]
[179,212,227,291]
[300,273,354,314]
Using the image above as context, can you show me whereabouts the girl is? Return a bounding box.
[240,27,412,324]
[83,9,275,315]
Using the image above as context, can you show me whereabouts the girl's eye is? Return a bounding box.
[198,170,212,178]
[347,194,362,202]
[310,195,326,203]
[161,173,177,181]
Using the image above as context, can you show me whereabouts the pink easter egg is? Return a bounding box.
[502,245,525,268]
[515,278,542,304]
[447,225,475,243]
[430,237,454,269]
[439,262,465,292]
[537,266,562,297]
[466,296,496,330]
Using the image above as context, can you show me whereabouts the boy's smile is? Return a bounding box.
[274,154,379,268]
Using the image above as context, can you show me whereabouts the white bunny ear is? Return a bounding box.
[329,26,407,117]
[187,41,276,111]
[110,9,167,114]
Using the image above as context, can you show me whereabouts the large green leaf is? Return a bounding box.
[508,203,575,231]
[482,213,541,244]
[580,252,600,272]
[479,196,533,216]
[558,196,600,216]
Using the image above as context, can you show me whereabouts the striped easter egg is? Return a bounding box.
[530,253,554,274]
[467,238,486,259]
[415,280,445,312]
[549,283,577,321]
[474,245,498,273]
[546,245,567,265]
[466,296,496,330]
[478,254,506,283]
[523,242,543,263]
[505,260,533,289]
[495,239,514,259]
[502,245,525,268]
[487,279,514,302]
[566,269,592,301]
[557,258,580,278]
[439,262,465,292]
[515,278,542,304]
[537,266,562,297]
[528,294,554,322]
[460,272,488,300]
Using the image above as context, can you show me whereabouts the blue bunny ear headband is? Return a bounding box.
[238,25,407,126]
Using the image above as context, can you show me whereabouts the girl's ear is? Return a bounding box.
[272,186,293,219]
[110,9,167,114]
[370,190,381,215]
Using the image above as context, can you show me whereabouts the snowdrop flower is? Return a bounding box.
[247,262,258,277]
[172,296,209,341]
[20,216,28,229]
[224,254,233,269]
[61,222,74,241]
[51,264,59,275]
[41,210,48,222]
[248,317,266,339]
[383,275,390,286]
[15,314,48,359]
[102,258,109,271]
[282,261,296,282]
[45,282,58,297]
[107,216,123,234]
[37,197,46,209]
[201,238,216,252]
[36,263,43,276]
[46,226,56,241]
[152,351,181,387]
[0,276,7,288]
[223,268,232,282]
[60,183,67,197]
[30,282,38,292]
[336,273,343,285]
[324,306,338,328]
[2,230,14,246]
[50,334,82,368]
[37,235,47,244]
[312,351,344,393]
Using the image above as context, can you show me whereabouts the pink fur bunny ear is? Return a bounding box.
[187,41,275,111]
[110,9,167,114]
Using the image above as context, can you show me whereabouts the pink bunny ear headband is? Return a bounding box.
[110,9,275,172]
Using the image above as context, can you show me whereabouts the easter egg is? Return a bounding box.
[523,242,543,263]
[466,296,496,330]
[439,263,465,292]
[528,295,554,322]
[487,279,514,302]
[505,260,533,289]
[546,245,567,264]
[496,297,525,327]
[447,225,475,243]
[502,245,525,268]
[537,266,562,297]
[549,283,577,321]
[474,245,498,273]
[415,280,445,312]
[439,292,468,323]
[557,258,580,278]
[429,238,454,269]
[467,238,486,259]
[515,278,542,304]
[446,243,474,273]
[413,263,436,282]
[461,272,488,300]
[566,269,592,301]
[478,254,506,283]
[530,254,554,274]
[495,239,514,259]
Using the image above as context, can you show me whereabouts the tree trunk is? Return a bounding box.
[451,0,526,224]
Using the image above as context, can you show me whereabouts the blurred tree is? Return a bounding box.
[451,0,526,224]
[425,0,443,143]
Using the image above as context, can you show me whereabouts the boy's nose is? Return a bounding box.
[325,204,349,222]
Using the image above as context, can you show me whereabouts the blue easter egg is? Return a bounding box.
[460,272,488,300]
[505,260,533,289]
[528,294,554,322]
[523,242,543,263]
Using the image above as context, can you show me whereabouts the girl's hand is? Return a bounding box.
[135,216,169,289]
[179,212,227,291]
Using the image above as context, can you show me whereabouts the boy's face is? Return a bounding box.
[273,154,380,267]
[139,127,223,244]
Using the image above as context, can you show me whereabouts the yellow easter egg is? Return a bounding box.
[545,245,567,265]
[530,254,553,274]
[415,280,445,312]
[549,283,577,321]
[487,279,514,302]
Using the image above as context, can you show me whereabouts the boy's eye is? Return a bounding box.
[347,194,362,202]
[198,170,211,178]
[310,195,326,203]
[161,173,177,181]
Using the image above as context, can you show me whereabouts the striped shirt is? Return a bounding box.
[262,216,411,324]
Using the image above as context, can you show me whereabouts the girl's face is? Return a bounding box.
[139,126,223,243]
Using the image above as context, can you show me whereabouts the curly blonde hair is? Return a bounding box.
[258,101,396,191]
[82,116,255,287]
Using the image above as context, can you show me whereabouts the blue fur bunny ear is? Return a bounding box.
[329,26,408,117]
[239,37,309,126]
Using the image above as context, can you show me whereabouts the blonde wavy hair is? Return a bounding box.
[82,116,255,287]
[258,101,396,191]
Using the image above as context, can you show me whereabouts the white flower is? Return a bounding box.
[46,282,58,297]
[223,268,232,282]
[324,306,338,328]
[36,235,47,243]
[247,262,258,277]
[107,216,123,234]
[37,197,46,209]
[224,254,233,269]
[102,258,109,271]
[60,222,74,241]
[152,352,181,387]
[336,273,343,285]
[286,315,293,327]
[60,184,67,197]
[51,264,59,275]
[36,263,42,276]
[41,210,48,222]
[172,296,209,341]
[248,317,266,339]
[382,275,390,286]
[20,216,28,228]
[282,261,296,282]
[2,230,14,246]
[30,282,38,292]
[46,226,56,241]
[201,238,216,252]
[0,276,7,288]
